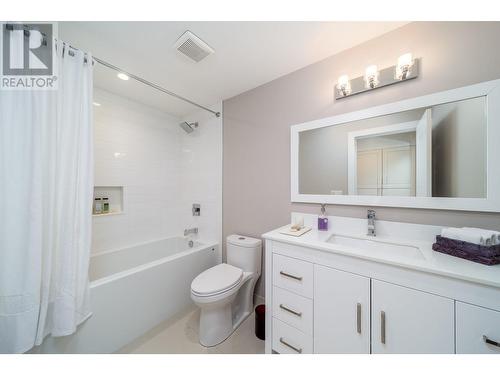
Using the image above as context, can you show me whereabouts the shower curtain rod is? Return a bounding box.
[93,57,221,118]
[3,23,220,117]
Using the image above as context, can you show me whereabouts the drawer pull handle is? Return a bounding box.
[356,303,361,334]
[279,337,302,353]
[381,311,386,344]
[483,335,500,348]
[280,304,302,317]
[279,271,303,281]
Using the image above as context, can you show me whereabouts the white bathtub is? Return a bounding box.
[34,237,219,353]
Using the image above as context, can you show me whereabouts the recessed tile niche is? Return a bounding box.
[93,186,124,216]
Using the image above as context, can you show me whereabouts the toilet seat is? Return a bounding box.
[191,263,243,297]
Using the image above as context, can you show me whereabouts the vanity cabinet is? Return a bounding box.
[264,237,500,355]
[314,265,370,353]
[371,280,454,354]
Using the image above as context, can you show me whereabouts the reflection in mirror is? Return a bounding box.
[298,96,486,198]
[356,131,416,196]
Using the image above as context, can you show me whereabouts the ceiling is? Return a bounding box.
[59,22,407,117]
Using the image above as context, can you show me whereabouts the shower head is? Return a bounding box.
[179,121,198,134]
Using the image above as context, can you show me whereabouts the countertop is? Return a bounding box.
[263,226,500,289]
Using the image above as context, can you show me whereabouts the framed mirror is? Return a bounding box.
[291,79,500,212]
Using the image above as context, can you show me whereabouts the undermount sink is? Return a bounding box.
[326,233,425,260]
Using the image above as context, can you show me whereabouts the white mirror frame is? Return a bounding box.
[291,79,500,212]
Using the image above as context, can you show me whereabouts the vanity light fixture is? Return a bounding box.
[117,72,130,81]
[395,53,414,80]
[335,53,419,100]
[336,74,351,97]
[364,65,379,89]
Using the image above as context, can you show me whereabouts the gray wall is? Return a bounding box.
[223,22,500,298]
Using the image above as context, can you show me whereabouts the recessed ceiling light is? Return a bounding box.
[117,73,129,81]
[93,102,101,107]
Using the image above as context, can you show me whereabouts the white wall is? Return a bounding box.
[92,89,222,254]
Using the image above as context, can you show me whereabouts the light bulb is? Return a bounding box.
[364,65,379,89]
[336,74,351,97]
[398,53,413,67]
[396,53,414,80]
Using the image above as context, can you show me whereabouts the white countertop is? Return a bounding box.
[263,224,500,289]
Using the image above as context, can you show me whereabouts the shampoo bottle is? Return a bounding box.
[318,204,329,231]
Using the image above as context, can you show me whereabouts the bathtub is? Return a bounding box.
[34,237,219,353]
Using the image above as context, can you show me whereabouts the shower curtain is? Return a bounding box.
[0,40,94,353]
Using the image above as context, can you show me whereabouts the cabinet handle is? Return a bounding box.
[279,271,303,281]
[356,303,361,334]
[280,304,302,317]
[381,311,386,344]
[483,335,500,348]
[279,337,302,353]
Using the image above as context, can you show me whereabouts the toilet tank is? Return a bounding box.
[226,235,262,275]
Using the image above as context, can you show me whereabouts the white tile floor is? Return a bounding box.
[116,306,265,354]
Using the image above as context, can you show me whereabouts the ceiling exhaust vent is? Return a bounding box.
[174,31,214,62]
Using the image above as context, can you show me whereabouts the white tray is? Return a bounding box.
[279,225,312,237]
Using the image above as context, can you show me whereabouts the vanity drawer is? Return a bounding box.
[456,302,500,354]
[272,318,313,354]
[273,286,313,335]
[273,254,313,298]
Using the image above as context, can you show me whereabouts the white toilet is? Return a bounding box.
[191,235,262,347]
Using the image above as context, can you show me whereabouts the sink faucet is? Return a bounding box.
[367,209,376,237]
[184,227,198,236]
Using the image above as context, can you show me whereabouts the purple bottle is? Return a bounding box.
[318,204,329,231]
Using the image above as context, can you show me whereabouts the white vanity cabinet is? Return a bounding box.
[264,235,500,355]
[371,280,454,354]
[314,265,370,353]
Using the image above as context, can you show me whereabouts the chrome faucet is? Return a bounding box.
[367,209,376,237]
[184,227,198,236]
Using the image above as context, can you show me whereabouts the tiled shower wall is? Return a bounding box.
[92,88,222,255]
[180,106,223,248]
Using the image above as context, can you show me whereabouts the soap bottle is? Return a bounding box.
[102,197,110,214]
[94,197,103,215]
[318,204,329,231]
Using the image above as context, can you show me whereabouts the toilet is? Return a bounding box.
[191,235,262,347]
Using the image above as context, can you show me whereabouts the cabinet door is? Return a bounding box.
[456,301,500,354]
[314,265,370,353]
[371,280,454,354]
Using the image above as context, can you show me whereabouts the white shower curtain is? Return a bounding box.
[0,40,93,353]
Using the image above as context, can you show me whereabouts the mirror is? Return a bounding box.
[291,79,500,211]
[298,96,487,198]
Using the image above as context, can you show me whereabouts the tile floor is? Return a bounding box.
[116,305,265,354]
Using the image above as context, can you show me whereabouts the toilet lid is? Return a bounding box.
[191,263,243,296]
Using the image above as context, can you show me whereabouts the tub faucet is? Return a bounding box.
[367,209,376,237]
[184,227,198,237]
